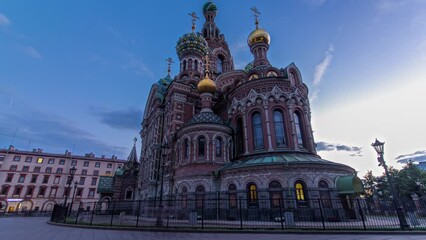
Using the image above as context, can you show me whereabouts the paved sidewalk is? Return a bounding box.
[1,217,426,240]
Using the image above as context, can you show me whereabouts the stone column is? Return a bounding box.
[263,100,273,151]
[241,107,250,154]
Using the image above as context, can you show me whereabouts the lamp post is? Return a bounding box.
[69,181,78,216]
[371,139,409,230]
[155,144,169,227]
[63,166,76,207]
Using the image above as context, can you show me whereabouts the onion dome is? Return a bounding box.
[247,28,270,47]
[176,32,209,60]
[203,1,217,14]
[197,75,216,94]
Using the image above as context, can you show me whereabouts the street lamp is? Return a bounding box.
[69,181,78,215]
[371,139,409,230]
[155,144,169,227]
[63,166,76,207]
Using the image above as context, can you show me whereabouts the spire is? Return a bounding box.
[127,137,138,163]
[189,12,199,32]
[165,57,174,76]
[247,7,270,67]
[250,7,260,30]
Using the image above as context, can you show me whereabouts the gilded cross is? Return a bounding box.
[250,7,261,28]
[165,57,174,75]
[188,12,199,32]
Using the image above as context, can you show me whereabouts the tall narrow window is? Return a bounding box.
[217,55,224,73]
[228,184,237,208]
[181,187,188,209]
[183,60,187,71]
[198,136,205,157]
[247,183,258,207]
[194,60,198,71]
[294,112,305,147]
[252,112,264,149]
[215,137,222,157]
[318,180,332,208]
[184,139,189,159]
[295,181,308,207]
[195,185,205,209]
[236,118,244,154]
[269,181,283,208]
[273,110,287,147]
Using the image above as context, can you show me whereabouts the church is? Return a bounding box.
[136,1,363,219]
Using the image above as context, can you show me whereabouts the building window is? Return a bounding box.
[252,112,264,150]
[125,187,133,200]
[71,160,77,166]
[76,188,83,197]
[13,156,21,162]
[88,188,95,198]
[25,157,33,163]
[34,166,41,173]
[30,175,38,183]
[81,169,87,175]
[217,55,224,73]
[49,188,57,198]
[42,175,49,184]
[228,184,237,208]
[38,186,46,197]
[56,168,63,174]
[48,158,55,164]
[268,181,283,208]
[318,180,332,208]
[18,175,26,183]
[198,136,205,157]
[273,110,287,147]
[95,162,100,168]
[91,178,97,186]
[236,118,244,154]
[295,181,308,207]
[22,166,29,172]
[184,139,189,159]
[247,183,258,207]
[107,163,112,168]
[26,186,34,196]
[45,167,52,173]
[106,171,111,175]
[215,137,222,157]
[1,185,10,195]
[13,186,22,196]
[59,159,65,165]
[83,161,89,167]
[0,155,5,161]
[93,170,99,176]
[10,165,17,171]
[6,173,14,182]
[79,177,85,185]
[37,157,43,164]
[195,185,205,209]
[54,176,60,184]
[294,112,305,147]
[181,187,188,209]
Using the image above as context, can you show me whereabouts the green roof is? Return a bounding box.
[97,176,114,193]
[219,153,348,171]
[336,175,364,195]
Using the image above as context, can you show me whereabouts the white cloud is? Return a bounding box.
[24,46,42,59]
[313,44,333,86]
[0,13,11,27]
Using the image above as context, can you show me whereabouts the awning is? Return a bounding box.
[336,175,364,195]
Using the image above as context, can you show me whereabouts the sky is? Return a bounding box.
[1,0,425,176]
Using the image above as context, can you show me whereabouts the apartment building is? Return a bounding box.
[0,146,125,212]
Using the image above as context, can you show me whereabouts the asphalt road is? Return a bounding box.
[1,217,425,240]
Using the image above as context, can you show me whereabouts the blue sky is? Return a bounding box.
[1,0,425,175]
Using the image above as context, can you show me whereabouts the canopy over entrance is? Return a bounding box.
[336,175,364,195]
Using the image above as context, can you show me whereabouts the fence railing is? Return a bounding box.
[50,197,426,230]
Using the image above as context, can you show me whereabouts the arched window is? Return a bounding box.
[295,181,307,207]
[252,112,264,150]
[294,112,305,147]
[125,187,133,200]
[198,136,205,157]
[273,110,287,147]
[290,72,297,85]
[183,60,187,71]
[268,181,283,208]
[247,183,258,207]
[228,184,237,208]
[181,187,188,209]
[215,137,222,157]
[217,55,224,73]
[318,180,332,208]
[236,118,244,154]
[194,60,198,71]
[195,185,205,209]
[184,139,189,159]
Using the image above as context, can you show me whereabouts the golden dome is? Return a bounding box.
[197,76,216,94]
[247,28,270,46]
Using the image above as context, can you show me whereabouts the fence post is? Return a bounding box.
[90,202,96,225]
[136,200,141,228]
[356,198,367,231]
[318,198,325,230]
[201,199,205,229]
[279,198,284,230]
[110,201,116,227]
[166,199,170,228]
[239,198,243,229]
[74,202,82,225]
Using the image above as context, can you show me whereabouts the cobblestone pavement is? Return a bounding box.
[1,217,426,240]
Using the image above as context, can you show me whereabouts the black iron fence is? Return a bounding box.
[50,197,426,230]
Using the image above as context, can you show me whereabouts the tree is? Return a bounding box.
[394,161,426,198]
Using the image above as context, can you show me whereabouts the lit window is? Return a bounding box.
[295,181,308,207]
[267,71,278,77]
[249,74,258,81]
[247,183,258,207]
[37,157,44,164]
